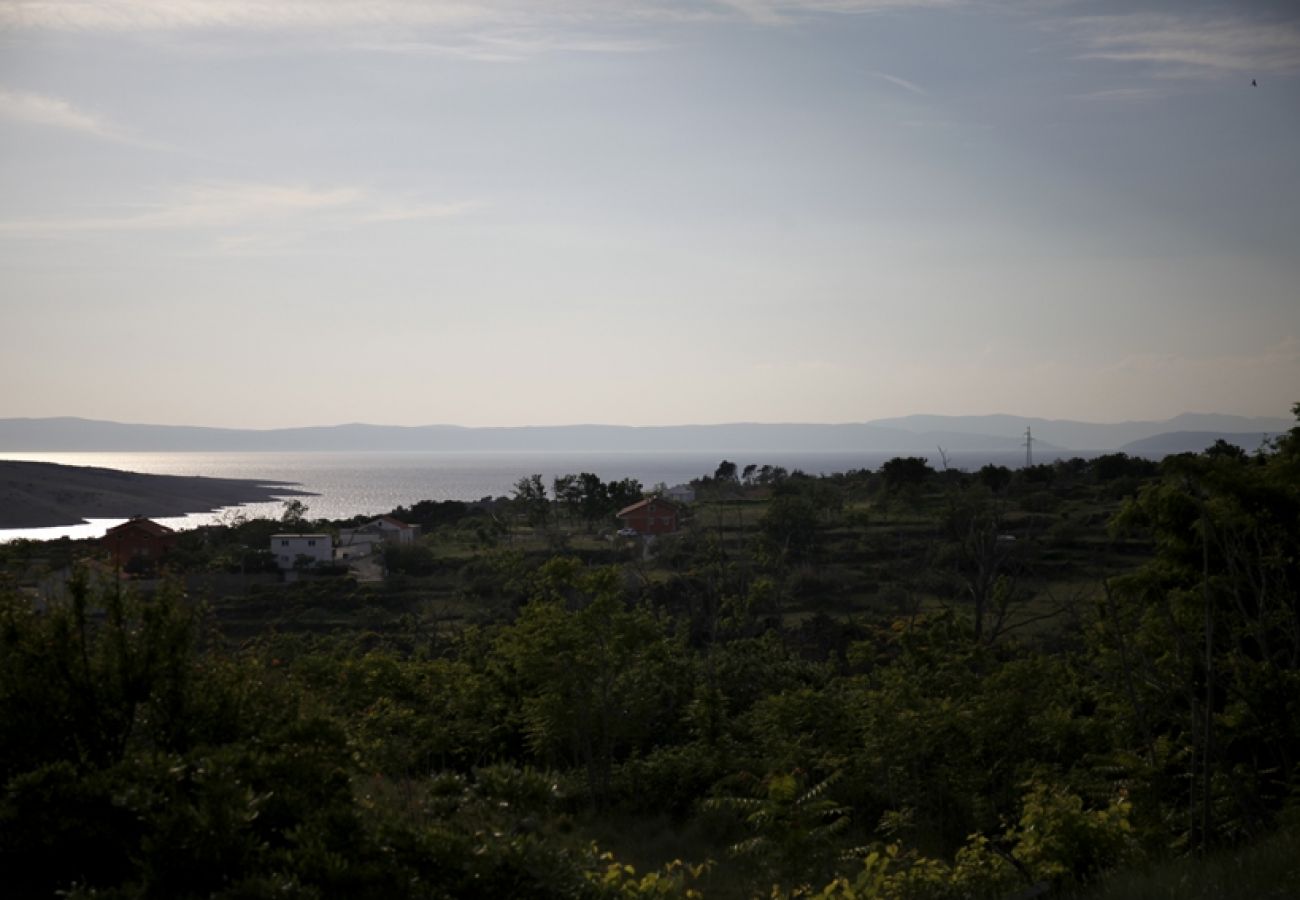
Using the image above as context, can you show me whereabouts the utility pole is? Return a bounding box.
[1024,427,1034,468]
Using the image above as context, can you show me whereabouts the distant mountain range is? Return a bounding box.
[0,414,1290,455]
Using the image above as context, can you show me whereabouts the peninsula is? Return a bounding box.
[0,460,309,529]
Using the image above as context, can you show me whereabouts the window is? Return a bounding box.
[281,540,289,547]
[308,539,316,547]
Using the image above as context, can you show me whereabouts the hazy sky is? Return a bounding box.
[1,0,1297,428]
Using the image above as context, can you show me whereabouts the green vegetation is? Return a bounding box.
[2,412,1299,898]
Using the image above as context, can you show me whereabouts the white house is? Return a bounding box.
[271,534,333,570]
[335,530,384,561]
[339,515,419,546]
[665,484,696,504]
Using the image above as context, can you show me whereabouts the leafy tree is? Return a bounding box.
[977,464,1012,494]
[702,770,850,888]
[577,472,612,530]
[554,474,582,525]
[513,473,551,529]
[492,559,671,803]
[759,494,822,567]
[1100,412,1300,849]
[606,477,644,514]
[880,457,932,491]
[280,498,309,526]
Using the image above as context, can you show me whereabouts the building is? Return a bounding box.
[664,483,696,504]
[335,530,384,560]
[338,515,419,547]
[103,516,177,571]
[616,497,683,536]
[271,534,333,570]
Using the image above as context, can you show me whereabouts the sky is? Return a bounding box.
[1,0,1298,429]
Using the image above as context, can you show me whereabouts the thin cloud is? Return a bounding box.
[0,1,494,31]
[354,200,482,224]
[871,70,929,95]
[1,0,967,33]
[1,1,676,63]
[0,87,150,144]
[1069,13,1300,78]
[357,29,662,62]
[0,182,475,240]
[0,0,705,31]
[1072,87,1167,103]
[713,0,960,25]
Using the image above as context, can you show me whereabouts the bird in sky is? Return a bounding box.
[1252,79,1257,87]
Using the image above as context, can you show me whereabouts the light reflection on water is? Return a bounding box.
[0,448,1073,542]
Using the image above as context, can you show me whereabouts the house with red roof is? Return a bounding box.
[102,516,177,572]
[616,496,683,537]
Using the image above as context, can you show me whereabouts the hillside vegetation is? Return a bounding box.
[2,410,1298,898]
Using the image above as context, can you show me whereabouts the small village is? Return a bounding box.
[90,484,697,587]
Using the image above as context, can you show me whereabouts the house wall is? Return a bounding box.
[341,520,418,545]
[271,535,333,569]
[620,501,679,535]
[666,486,696,503]
[104,526,176,568]
[372,520,418,544]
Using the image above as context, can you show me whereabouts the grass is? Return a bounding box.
[1074,829,1300,900]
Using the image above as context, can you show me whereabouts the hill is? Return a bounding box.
[2,413,1289,454]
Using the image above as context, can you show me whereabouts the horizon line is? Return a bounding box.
[0,410,1292,432]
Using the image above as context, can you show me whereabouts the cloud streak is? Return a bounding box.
[1069,13,1300,78]
[355,29,663,62]
[0,87,148,144]
[0,0,966,33]
[0,182,476,242]
[0,1,495,31]
[870,70,928,95]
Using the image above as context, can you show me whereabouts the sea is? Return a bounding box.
[0,448,1094,542]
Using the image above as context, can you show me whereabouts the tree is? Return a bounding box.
[491,559,670,803]
[978,464,1012,494]
[759,494,822,567]
[941,487,1027,643]
[880,456,933,492]
[553,474,582,525]
[577,472,611,531]
[702,770,850,888]
[1100,410,1300,849]
[606,477,643,514]
[879,457,934,517]
[512,474,550,530]
[280,498,309,527]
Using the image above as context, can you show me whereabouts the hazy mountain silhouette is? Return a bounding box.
[1119,431,1281,455]
[0,413,1290,454]
[869,413,1289,451]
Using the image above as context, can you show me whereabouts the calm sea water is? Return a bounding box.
[0,448,1081,542]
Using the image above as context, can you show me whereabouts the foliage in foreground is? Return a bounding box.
[2,412,1299,898]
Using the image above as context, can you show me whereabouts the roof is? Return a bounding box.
[271,533,332,540]
[105,517,174,537]
[616,497,678,518]
[370,515,414,529]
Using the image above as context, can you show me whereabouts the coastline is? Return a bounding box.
[0,459,311,529]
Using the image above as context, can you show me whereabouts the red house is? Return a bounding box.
[616,497,682,536]
[103,517,177,571]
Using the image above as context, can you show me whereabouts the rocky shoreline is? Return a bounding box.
[0,459,312,529]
